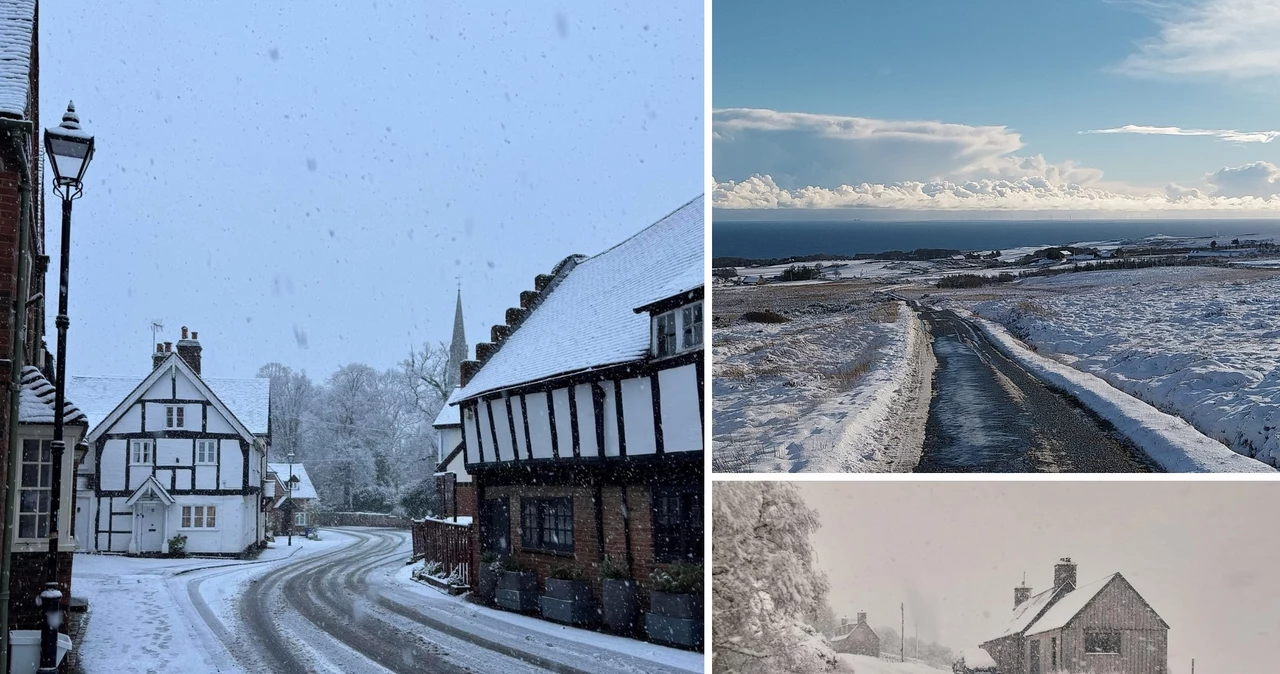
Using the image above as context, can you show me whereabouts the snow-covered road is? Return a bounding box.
[72,528,700,674]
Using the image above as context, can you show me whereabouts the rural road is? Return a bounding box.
[915,308,1155,473]
[231,528,689,674]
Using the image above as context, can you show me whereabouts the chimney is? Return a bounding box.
[152,343,166,370]
[1014,583,1031,608]
[856,611,867,625]
[164,342,172,352]
[176,326,202,375]
[1054,557,1077,591]
[840,617,849,627]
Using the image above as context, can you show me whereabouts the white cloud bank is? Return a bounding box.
[1116,0,1280,80]
[1083,124,1280,143]
[713,171,1280,211]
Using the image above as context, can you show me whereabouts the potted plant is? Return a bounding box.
[476,551,499,604]
[541,563,596,626]
[645,561,703,649]
[494,556,538,613]
[600,556,639,634]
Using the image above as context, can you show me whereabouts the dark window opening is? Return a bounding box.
[521,497,574,553]
[653,487,702,562]
[1085,630,1121,655]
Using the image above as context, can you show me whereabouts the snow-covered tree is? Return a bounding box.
[713,482,838,674]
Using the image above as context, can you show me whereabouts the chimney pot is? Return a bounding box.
[156,343,163,353]
[164,342,172,352]
[181,326,189,340]
[192,331,198,340]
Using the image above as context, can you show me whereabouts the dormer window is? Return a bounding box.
[653,300,703,358]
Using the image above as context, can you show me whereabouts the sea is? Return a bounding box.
[712,218,1280,259]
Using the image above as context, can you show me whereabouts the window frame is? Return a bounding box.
[1084,630,1121,655]
[195,440,216,465]
[180,505,218,530]
[652,485,703,563]
[166,405,185,429]
[130,440,153,465]
[17,438,53,541]
[520,497,574,554]
[652,300,703,358]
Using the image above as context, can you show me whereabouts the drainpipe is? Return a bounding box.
[0,117,36,674]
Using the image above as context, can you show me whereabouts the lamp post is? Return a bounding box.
[38,102,94,674]
[286,452,296,546]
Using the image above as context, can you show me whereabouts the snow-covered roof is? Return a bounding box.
[203,377,271,435]
[1025,574,1118,636]
[268,462,317,501]
[69,354,269,438]
[994,586,1058,638]
[432,399,459,428]
[19,366,86,425]
[0,1,34,118]
[960,647,997,671]
[451,195,703,402]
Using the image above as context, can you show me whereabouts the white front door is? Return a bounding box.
[138,501,165,552]
[74,495,92,552]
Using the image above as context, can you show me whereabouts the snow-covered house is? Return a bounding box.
[433,288,473,518]
[69,329,271,555]
[266,462,317,531]
[981,558,1168,674]
[830,612,880,657]
[449,196,704,598]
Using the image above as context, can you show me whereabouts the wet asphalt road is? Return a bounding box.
[916,308,1154,473]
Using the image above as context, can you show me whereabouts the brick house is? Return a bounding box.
[0,0,94,634]
[265,462,317,533]
[830,612,880,657]
[981,558,1168,674]
[449,196,703,610]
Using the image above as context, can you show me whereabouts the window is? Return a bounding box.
[681,302,703,349]
[294,511,307,527]
[653,487,702,562]
[1051,637,1058,668]
[1085,630,1121,655]
[181,505,217,529]
[480,498,511,554]
[196,440,216,464]
[520,497,573,553]
[130,440,153,465]
[18,439,52,539]
[166,406,185,428]
[653,301,703,357]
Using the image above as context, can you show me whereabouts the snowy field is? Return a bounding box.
[713,283,932,472]
[835,654,949,674]
[953,266,1280,468]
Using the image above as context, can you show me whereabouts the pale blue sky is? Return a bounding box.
[40,1,702,379]
[713,0,1280,211]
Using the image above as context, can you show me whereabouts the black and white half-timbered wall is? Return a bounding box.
[70,330,271,555]
[446,196,704,601]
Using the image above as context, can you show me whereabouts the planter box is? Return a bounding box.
[541,578,597,626]
[602,579,640,634]
[646,591,703,649]
[476,564,498,604]
[495,570,538,613]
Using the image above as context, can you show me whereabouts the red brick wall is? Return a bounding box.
[455,482,476,518]
[7,551,73,631]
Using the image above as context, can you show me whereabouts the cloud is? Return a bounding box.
[713,108,1101,189]
[1116,0,1280,80]
[712,173,1280,211]
[1206,161,1280,197]
[1083,124,1280,143]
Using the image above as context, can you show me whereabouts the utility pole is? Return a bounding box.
[915,621,919,660]
[1191,658,1195,674]
[900,603,905,662]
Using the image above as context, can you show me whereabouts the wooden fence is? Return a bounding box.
[411,516,475,588]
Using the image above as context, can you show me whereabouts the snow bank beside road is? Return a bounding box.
[968,267,1280,467]
[967,314,1273,472]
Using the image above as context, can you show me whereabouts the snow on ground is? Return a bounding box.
[835,654,949,674]
[71,536,345,674]
[944,266,1280,469]
[713,283,931,472]
[392,564,703,673]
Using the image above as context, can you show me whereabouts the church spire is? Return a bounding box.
[445,287,467,389]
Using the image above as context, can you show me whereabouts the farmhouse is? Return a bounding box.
[981,558,1168,674]
[70,330,271,555]
[449,196,703,614]
[830,611,880,657]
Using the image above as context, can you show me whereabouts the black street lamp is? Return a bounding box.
[37,102,94,674]
[286,452,298,546]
